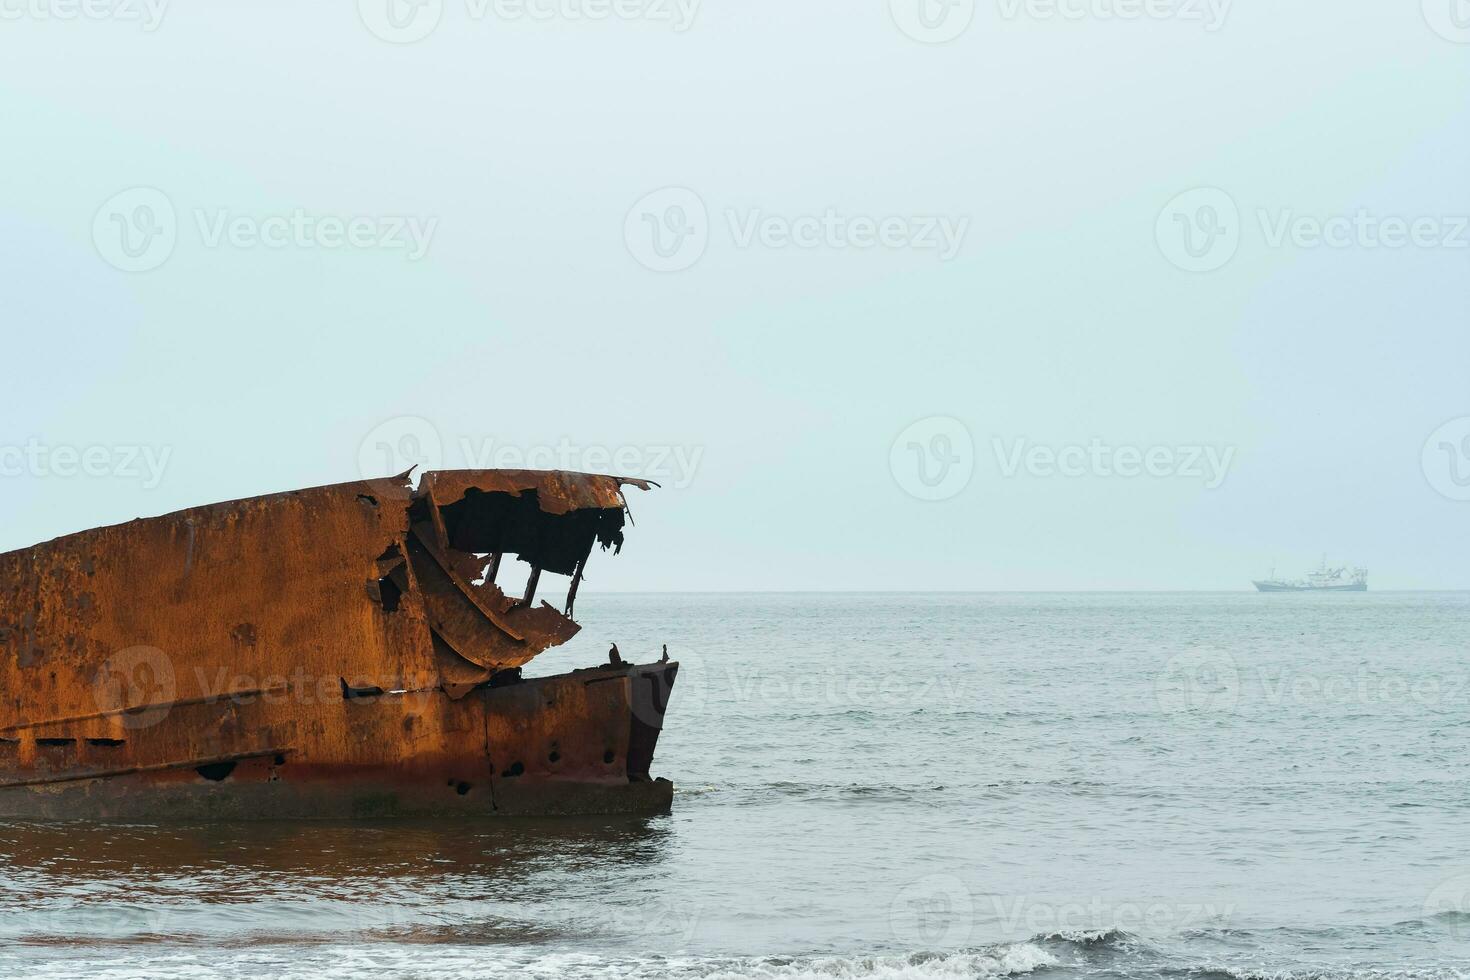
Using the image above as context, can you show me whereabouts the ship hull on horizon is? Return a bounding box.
[1253,581,1368,593]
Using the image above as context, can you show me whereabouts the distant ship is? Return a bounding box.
[1254,557,1368,592]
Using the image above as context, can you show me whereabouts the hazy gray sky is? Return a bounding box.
[2,1,1467,590]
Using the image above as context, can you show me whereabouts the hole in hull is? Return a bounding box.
[196,762,236,782]
[340,679,385,701]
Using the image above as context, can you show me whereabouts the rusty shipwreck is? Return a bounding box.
[0,469,678,820]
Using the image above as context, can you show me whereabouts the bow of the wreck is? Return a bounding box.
[0,469,677,820]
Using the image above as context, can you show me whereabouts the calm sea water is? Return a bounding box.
[4,593,1470,980]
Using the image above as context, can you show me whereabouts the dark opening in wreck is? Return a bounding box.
[0,469,678,820]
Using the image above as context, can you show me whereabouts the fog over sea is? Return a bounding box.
[3,592,1469,980]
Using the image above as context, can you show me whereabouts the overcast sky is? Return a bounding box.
[1,0,1467,590]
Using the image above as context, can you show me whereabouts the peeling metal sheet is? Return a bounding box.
[420,469,655,517]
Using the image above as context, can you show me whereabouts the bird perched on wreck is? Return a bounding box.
[609,643,624,666]
[660,644,669,664]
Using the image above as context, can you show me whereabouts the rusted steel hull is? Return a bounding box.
[0,662,677,821]
[0,469,677,820]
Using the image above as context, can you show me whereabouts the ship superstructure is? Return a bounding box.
[1254,557,1368,592]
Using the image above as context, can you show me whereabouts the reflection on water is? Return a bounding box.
[0,815,674,945]
[0,815,675,878]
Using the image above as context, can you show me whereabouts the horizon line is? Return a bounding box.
[583,588,1469,595]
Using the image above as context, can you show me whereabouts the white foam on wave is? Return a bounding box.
[509,945,1060,980]
[0,942,1062,980]
[1189,966,1470,980]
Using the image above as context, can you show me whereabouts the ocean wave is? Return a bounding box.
[749,782,941,804]
[1034,927,1133,947]
[1169,967,1470,980]
[676,945,1061,979]
[4,935,1469,980]
[0,943,1064,980]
